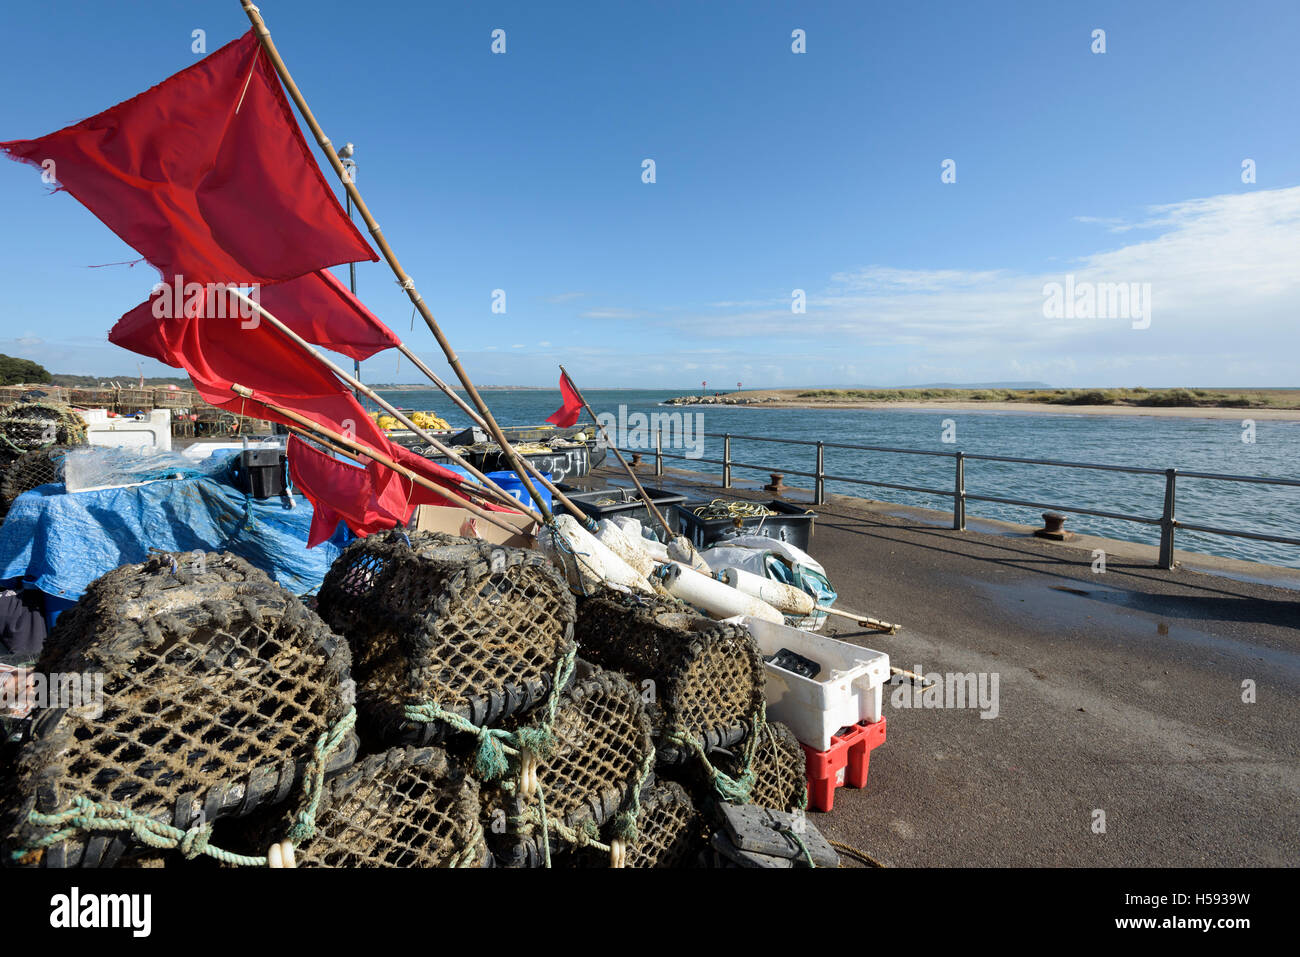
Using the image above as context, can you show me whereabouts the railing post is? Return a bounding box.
[1158,468,1177,569]
[954,451,966,530]
[654,429,663,477]
[722,433,732,488]
[815,441,825,506]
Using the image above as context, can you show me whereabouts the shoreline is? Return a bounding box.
[718,399,1300,420]
[606,463,1300,586]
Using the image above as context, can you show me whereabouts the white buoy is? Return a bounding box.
[595,519,657,578]
[640,536,670,562]
[668,536,710,573]
[659,562,783,622]
[540,515,653,595]
[718,566,816,616]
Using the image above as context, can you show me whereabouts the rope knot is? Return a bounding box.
[179,823,211,859]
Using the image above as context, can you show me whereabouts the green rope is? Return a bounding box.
[403,644,577,782]
[13,708,357,868]
[775,825,816,868]
[286,707,357,843]
[14,796,267,867]
[667,702,767,804]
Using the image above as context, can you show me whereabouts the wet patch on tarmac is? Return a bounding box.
[971,576,1300,679]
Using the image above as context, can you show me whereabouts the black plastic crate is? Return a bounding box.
[673,498,815,552]
[232,448,287,499]
[556,485,687,537]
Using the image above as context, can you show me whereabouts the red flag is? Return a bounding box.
[128,269,400,362]
[1,31,375,285]
[288,435,411,547]
[111,287,517,539]
[546,374,584,427]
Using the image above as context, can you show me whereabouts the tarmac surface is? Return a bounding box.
[585,466,1300,867]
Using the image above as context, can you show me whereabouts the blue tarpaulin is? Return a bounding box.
[0,467,346,606]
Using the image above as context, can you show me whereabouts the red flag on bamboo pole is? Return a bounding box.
[546,373,584,427]
[0,31,376,285]
[109,286,505,539]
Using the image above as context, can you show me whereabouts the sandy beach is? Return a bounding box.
[674,390,1300,421]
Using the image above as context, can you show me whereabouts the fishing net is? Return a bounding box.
[482,666,655,867]
[575,589,765,763]
[2,552,358,868]
[239,746,489,868]
[317,530,576,747]
[0,446,69,520]
[0,402,87,455]
[717,720,807,812]
[575,780,704,868]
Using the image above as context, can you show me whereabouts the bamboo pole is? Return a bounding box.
[235,384,531,540]
[558,365,673,535]
[239,0,552,523]
[393,343,596,526]
[816,606,900,634]
[226,288,540,523]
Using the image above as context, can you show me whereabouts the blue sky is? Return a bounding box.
[2,0,1298,388]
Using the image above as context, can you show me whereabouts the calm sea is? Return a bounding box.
[375,388,1300,569]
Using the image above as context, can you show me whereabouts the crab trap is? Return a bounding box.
[574,589,765,766]
[0,401,86,456]
[574,780,705,869]
[1,553,358,868]
[716,720,808,812]
[236,746,489,868]
[481,666,655,868]
[316,530,577,747]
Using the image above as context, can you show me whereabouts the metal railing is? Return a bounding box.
[644,430,1300,569]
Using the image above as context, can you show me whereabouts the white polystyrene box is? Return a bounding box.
[739,616,889,752]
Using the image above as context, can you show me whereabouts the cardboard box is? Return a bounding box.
[411,504,538,549]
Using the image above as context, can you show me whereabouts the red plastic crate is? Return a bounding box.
[799,717,887,812]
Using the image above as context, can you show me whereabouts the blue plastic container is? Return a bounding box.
[486,470,553,513]
[43,593,78,632]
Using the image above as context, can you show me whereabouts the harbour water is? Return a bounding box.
[375,388,1300,569]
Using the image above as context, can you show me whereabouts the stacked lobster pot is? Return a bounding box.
[0,553,358,868]
[236,746,490,868]
[573,588,811,867]
[478,665,656,867]
[315,529,606,867]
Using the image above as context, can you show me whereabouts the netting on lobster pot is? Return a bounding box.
[481,666,656,867]
[0,445,69,519]
[2,553,358,868]
[575,589,765,765]
[240,746,489,867]
[574,780,705,868]
[716,720,808,812]
[316,530,576,747]
[0,402,86,455]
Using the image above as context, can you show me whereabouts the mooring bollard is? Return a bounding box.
[764,472,786,495]
[1034,512,1072,541]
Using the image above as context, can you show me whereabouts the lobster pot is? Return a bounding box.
[0,446,68,521]
[114,389,154,415]
[151,389,195,409]
[718,721,807,812]
[68,388,118,408]
[0,402,87,455]
[483,668,655,867]
[243,747,489,867]
[317,530,577,747]
[1,553,358,868]
[575,589,765,764]
[575,781,705,869]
